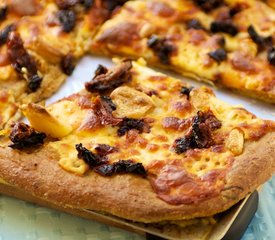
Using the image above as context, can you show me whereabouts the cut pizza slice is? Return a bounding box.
[0,59,274,226]
[92,0,275,103]
[0,0,130,129]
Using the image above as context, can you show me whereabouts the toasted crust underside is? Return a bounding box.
[0,132,274,223]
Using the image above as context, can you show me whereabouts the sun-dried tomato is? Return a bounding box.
[7,32,43,92]
[85,60,132,93]
[60,53,75,75]
[117,118,150,137]
[94,64,108,76]
[180,86,194,99]
[193,0,223,12]
[173,111,221,154]
[0,24,15,46]
[94,164,115,176]
[76,143,145,177]
[95,144,118,157]
[210,21,238,36]
[0,6,7,21]
[100,96,116,111]
[79,0,94,10]
[229,4,245,17]
[147,35,174,65]
[208,48,227,63]
[103,0,128,11]
[247,25,272,51]
[186,19,205,30]
[76,143,106,167]
[9,122,46,150]
[267,47,275,66]
[57,9,76,33]
[93,96,122,126]
[94,160,146,177]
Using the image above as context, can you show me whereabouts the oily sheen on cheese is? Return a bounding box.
[19,59,274,206]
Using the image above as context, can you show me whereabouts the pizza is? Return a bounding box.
[0,0,274,238]
[0,0,127,129]
[0,59,274,228]
[92,0,275,103]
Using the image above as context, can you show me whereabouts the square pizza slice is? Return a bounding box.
[92,0,275,103]
[0,0,129,129]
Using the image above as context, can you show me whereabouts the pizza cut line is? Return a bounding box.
[0,59,274,224]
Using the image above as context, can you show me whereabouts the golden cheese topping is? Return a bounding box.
[19,59,274,205]
[93,0,275,103]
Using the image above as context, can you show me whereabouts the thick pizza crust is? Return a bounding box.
[0,132,274,223]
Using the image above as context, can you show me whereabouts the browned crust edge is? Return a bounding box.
[0,132,274,223]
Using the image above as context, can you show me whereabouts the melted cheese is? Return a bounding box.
[20,60,271,177]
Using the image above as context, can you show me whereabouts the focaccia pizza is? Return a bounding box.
[92,0,275,103]
[0,59,274,226]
